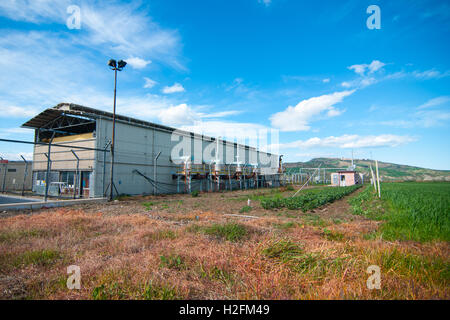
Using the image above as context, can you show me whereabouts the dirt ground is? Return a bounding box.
[0,186,448,300]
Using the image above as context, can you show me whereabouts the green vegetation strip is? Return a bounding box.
[188,222,249,242]
[261,185,361,211]
[350,182,450,242]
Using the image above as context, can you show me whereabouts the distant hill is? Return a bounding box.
[283,158,450,182]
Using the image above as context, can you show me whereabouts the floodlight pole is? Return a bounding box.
[107,59,126,201]
[109,67,117,201]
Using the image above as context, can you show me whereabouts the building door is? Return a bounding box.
[80,171,91,198]
[340,174,346,187]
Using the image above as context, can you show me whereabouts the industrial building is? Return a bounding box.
[0,160,32,193]
[22,103,281,198]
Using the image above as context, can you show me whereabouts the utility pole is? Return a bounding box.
[375,160,381,198]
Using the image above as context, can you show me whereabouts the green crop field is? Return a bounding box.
[350,182,450,242]
[261,185,361,211]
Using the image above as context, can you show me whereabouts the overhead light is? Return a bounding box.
[107,59,117,68]
[117,60,127,69]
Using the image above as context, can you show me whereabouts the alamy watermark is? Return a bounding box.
[169,128,280,167]
[367,5,381,30]
[67,265,81,290]
[366,265,381,290]
[66,5,81,30]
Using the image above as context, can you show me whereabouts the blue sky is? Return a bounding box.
[0,0,449,169]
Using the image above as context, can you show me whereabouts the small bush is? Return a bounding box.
[322,228,344,241]
[144,229,177,241]
[0,229,50,243]
[191,190,199,197]
[262,239,324,274]
[15,249,61,267]
[160,254,186,270]
[201,223,248,242]
[92,281,178,300]
[199,265,234,286]
[262,239,304,263]
[141,281,178,300]
[274,222,297,230]
[142,201,153,210]
[239,205,252,213]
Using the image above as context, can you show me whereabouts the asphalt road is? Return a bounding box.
[0,196,38,204]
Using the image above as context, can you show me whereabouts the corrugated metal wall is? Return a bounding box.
[91,118,279,197]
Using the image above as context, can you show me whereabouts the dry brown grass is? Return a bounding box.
[0,187,448,300]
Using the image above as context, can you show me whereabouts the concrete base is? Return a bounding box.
[0,197,108,211]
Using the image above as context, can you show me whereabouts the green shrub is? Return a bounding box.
[15,249,61,267]
[191,190,199,197]
[239,205,252,213]
[201,223,248,242]
[160,254,186,270]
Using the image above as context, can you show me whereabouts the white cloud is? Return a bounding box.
[0,1,182,69]
[348,60,386,76]
[143,77,157,89]
[270,90,355,131]
[258,0,272,6]
[348,64,366,76]
[199,110,242,118]
[278,134,415,149]
[127,57,151,69]
[180,120,269,147]
[367,60,386,73]
[0,0,70,23]
[412,69,450,79]
[381,110,450,128]
[322,78,330,83]
[0,104,39,118]
[0,152,33,161]
[417,96,450,109]
[157,104,195,126]
[162,83,185,94]
[156,104,243,127]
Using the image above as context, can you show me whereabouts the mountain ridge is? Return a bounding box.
[283,158,450,181]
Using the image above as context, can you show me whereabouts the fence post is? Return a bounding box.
[1,158,7,193]
[20,155,28,196]
[44,133,55,202]
[71,150,80,199]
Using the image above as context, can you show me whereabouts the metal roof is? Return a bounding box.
[21,103,176,134]
[21,103,276,155]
